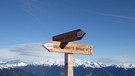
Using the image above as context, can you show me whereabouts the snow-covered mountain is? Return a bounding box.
[1,59,135,76]
[32,59,135,69]
[0,60,27,69]
[1,59,135,69]
[32,59,107,68]
[33,59,64,66]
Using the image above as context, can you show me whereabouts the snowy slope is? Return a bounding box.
[0,60,27,69]
[33,59,64,66]
[32,59,135,69]
[1,59,135,69]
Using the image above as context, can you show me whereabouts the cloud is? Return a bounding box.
[95,56,135,64]
[11,43,44,56]
[19,0,42,23]
[0,43,64,63]
[1,43,135,64]
[0,48,19,60]
[19,0,52,23]
[101,13,135,21]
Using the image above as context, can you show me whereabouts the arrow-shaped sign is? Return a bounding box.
[43,41,92,55]
[53,29,86,42]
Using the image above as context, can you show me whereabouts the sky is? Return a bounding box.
[0,0,135,64]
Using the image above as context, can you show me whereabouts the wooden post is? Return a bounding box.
[64,53,73,76]
[42,29,93,76]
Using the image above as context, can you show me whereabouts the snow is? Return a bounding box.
[33,59,64,66]
[0,61,5,64]
[0,60,27,69]
[0,59,135,69]
[32,59,135,69]
[115,63,135,69]
[74,59,106,68]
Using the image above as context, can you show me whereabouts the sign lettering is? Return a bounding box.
[43,41,92,55]
[53,29,86,42]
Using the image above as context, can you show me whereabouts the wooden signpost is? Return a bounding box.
[53,29,86,42]
[43,29,92,76]
[43,41,92,55]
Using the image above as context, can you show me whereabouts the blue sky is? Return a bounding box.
[0,0,135,64]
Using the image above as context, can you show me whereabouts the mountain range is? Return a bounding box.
[0,59,135,76]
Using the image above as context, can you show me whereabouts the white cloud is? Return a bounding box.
[0,43,64,63]
[1,43,135,64]
[95,56,135,64]
[101,13,135,21]
[19,0,42,23]
[19,0,52,23]
[0,48,19,60]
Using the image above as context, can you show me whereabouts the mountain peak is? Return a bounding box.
[33,59,64,66]
[1,59,135,69]
[0,60,27,69]
[115,63,135,69]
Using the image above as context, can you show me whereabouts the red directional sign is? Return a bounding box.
[53,29,86,42]
[42,41,92,55]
